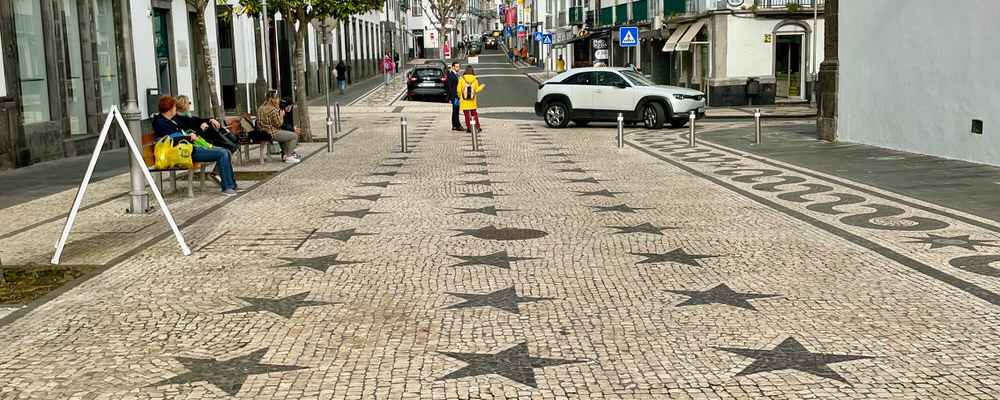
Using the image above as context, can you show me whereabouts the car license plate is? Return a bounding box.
[419,82,436,87]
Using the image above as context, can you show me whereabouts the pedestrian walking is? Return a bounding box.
[446,62,463,131]
[335,61,348,95]
[382,54,395,86]
[456,66,485,133]
[393,51,400,75]
[556,55,566,73]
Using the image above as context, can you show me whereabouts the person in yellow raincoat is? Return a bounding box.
[457,66,486,133]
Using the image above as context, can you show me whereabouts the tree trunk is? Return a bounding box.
[293,13,313,142]
[438,26,446,61]
[193,7,224,118]
[254,14,268,108]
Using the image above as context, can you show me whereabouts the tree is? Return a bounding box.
[425,0,467,60]
[185,0,225,118]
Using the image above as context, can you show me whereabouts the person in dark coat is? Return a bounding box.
[151,96,238,195]
[445,62,463,131]
[335,61,348,94]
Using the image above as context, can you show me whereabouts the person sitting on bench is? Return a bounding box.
[173,95,238,153]
[257,91,301,164]
[152,96,239,196]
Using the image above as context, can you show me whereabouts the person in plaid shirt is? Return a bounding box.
[256,90,301,164]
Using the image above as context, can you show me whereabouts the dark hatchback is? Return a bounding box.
[406,66,448,101]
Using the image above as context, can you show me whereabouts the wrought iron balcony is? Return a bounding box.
[754,0,824,10]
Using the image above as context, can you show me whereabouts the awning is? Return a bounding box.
[661,23,691,52]
[674,19,707,52]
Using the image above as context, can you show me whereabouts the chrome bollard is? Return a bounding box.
[472,124,480,152]
[754,108,763,145]
[400,115,408,153]
[688,111,697,147]
[326,117,334,152]
[335,103,342,132]
[617,113,624,148]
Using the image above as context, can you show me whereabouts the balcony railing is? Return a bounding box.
[754,0,823,9]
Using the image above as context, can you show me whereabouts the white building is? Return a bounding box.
[836,0,999,166]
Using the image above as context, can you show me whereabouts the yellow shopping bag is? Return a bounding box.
[154,136,176,169]
[173,140,194,169]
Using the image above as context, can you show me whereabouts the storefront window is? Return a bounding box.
[0,32,7,97]
[93,0,120,112]
[63,0,87,135]
[14,0,51,124]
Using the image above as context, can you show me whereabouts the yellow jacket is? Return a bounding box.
[457,74,485,111]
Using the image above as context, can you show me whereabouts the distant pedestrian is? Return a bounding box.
[456,65,485,133]
[335,61,348,95]
[446,62,463,131]
[393,51,400,75]
[556,55,566,73]
[382,54,395,86]
[520,47,528,63]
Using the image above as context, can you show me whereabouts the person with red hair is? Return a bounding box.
[152,96,239,196]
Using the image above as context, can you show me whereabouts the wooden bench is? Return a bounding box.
[141,132,211,198]
[225,115,272,165]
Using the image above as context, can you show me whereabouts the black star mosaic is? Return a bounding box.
[437,342,586,388]
[445,287,554,314]
[463,179,506,186]
[339,194,391,202]
[575,189,626,198]
[556,168,594,174]
[325,209,387,219]
[905,234,998,251]
[460,192,499,199]
[149,348,308,396]
[221,291,336,319]
[462,170,491,176]
[714,337,873,383]
[547,160,575,165]
[608,222,676,235]
[452,206,515,216]
[543,152,572,157]
[370,171,401,177]
[448,250,538,269]
[381,162,404,167]
[356,181,399,188]
[465,161,488,167]
[591,204,652,214]
[667,284,780,311]
[452,225,549,241]
[563,177,604,184]
[275,254,362,273]
[631,248,721,267]
[312,228,375,242]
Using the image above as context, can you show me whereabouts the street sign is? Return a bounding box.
[542,33,553,44]
[517,25,526,33]
[503,27,512,37]
[619,26,639,47]
[533,31,543,42]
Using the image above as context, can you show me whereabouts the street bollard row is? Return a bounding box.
[617,113,624,149]
[688,111,697,148]
[400,115,408,153]
[754,108,763,145]
[472,124,480,152]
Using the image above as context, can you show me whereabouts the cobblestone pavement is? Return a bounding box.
[1,109,999,399]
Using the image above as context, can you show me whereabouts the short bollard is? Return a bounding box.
[617,113,624,148]
[688,111,697,147]
[335,103,342,132]
[754,108,763,145]
[326,117,334,152]
[400,116,408,153]
[472,124,480,152]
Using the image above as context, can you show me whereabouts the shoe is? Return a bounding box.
[453,127,464,131]
[221,189,238,197]
[283,156,301,164]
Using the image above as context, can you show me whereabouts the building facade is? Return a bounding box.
[532,0,824,106]
[836,0,999,166]
[0,0,403,171]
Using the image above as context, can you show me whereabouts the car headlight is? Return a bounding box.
[673,94,686,100]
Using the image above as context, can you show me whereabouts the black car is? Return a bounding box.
[406,66,448,101]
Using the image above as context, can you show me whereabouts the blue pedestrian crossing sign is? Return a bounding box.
[517,25,527,33]
[619,26,639,47]
[534,31,543,42]
[542,33,553,44]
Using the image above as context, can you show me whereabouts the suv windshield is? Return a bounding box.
[621,70,655,87]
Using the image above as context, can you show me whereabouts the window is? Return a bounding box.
[561,71,594,85]
[596,71,628,87]
[414,68,442,78]
[62,0,87,135]
[14,0,51,123]
[621,70,654,86]
[413,1,422,16]
[93,0,120,112]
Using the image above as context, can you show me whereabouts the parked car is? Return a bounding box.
[406,66,448,101]
[534,67,706,129]
[484,37,498,49]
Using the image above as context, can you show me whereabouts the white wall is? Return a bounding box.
[724,15,824,80]
[131,0,155,117]
[839,0,1000,166]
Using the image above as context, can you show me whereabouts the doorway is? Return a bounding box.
[775,34,803,99]
[152,8,177,96]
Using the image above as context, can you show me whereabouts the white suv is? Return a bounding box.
[534,67,706,129]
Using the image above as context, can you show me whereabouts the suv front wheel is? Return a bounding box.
[642,103,666,129]
[544,101,570,128]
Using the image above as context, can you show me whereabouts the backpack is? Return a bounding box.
[461,78,476,101]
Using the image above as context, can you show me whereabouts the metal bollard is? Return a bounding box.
[688,111,697,147]
[754,108,762,145]
[472,124,480,152]
[335,103,342,132]
[400,115,408,153]
[326,117,334,152]
[617,113,624,148]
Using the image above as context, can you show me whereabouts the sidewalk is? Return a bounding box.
[696,120,1000,223]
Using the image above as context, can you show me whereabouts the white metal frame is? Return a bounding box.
[51,106,191,265]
